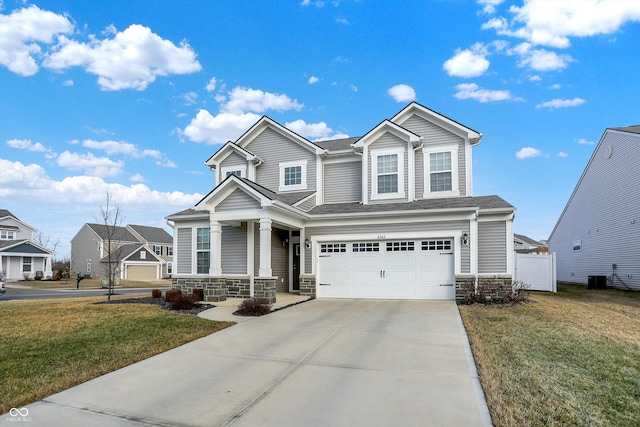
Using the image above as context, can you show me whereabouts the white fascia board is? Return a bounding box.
[477,208,517,218]
[307,209,477,228]
[354,120,421,149]
[196,176,266,210]
[391,103,482,144]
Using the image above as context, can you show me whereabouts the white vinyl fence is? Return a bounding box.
[514,252,557,292]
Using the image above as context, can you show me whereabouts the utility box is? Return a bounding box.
[588,275,607,289]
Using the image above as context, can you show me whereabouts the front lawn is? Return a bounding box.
[0,296,233,414]
[11,278,171,290]
[459,284,640,427]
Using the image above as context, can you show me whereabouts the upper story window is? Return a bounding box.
[279,160,307,191]
[371,149,405,200]
[140,251,146,260]
[220,166,246,181]
[423,144,459,198]
[167,246,173,256]
[0,230,15,240]
[153,245,162,256]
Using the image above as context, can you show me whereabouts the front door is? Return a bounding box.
[292,243,300,291]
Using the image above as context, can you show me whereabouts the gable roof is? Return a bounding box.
[205,141,261,168]
[391,102,482,145]
[127,224,172,244]
[611,125,640,134]
[353,119,421,150]
[314,137,360,152]
[0,209,17,219]
[235,116,326,155]
[0,239,54,254]
[86,223,139,242]
[515,234,544,246]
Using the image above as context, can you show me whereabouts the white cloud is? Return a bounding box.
[81,139,162,159]
[156,159,177,168]
[454,83,514,103]
[387,84,416,102]
[558,152,569,157]
[0,5,73,76]
[335,17,349,25]
[508,0,640,48]
[130,173,146,182]
[577,138,595,145]
[62,79,73,86]
[443,44,490,77]
[221,87,303,114]
[0,158,50,190]
[6,138,50,152]
[285,119,335,140]
[300,0,326,7]
[56,151,124,177]
[516,147,543,159]
[529,75,542,81]
[181,109,261,144]
[478,0,504,15]
[514,44,572,71]
[308,76,319,84]
[205,76,217,92]
[548,83,561,90]
[43,24,201,91]
[183,91,198,105]
[536,97,586,109]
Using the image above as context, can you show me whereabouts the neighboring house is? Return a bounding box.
[549,126,640,291]
[70,223,173,280]
[514,233,548,254]
[167,102,516,303]
[0,209,54,280]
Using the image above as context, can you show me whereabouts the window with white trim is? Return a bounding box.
[0,230,15,240]
[423,144,459,197]
[167,262,173,274]
[167,246,173,256]
[23,256,32,272]
[279,160,307,191]
[140,251,146,260]
[220,165,246,182]
[371,149,405,199]
[196,227,210,274]
[153,245,162,256]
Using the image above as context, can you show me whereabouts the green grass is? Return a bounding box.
[0,297,233,413]
[460,284,640,426]
[11,278,171,290]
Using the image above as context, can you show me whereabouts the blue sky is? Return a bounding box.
[1,0,640,259]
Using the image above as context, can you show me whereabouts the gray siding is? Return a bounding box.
[219,151,247,169]
[324,161,361,204]
[305,220,470,274]
[176,227,192,274]
[245,128,317,192]
[217,189,261,211]
[402,115,467,197]
[549,130,640,290]
[367,132,409,204]
[478,221,507,274]
[71,225,106,277]
[221,224,247,274]
[271,229,289,292]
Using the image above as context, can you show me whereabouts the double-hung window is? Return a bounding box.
[0,230,15,240]
[423,144,459,197]
[371,149,405,199]
[196,227,210,274]
[279,160,307,191]
[22,256,32,272]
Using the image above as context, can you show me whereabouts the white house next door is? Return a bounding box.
[317,239,455,300]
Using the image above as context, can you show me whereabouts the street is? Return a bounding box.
[0,285,170,301]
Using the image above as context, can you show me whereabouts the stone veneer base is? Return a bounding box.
[172,276,276,304]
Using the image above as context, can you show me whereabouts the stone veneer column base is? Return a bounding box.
[455,274,514,304]
[254,277,277,304]
[173,276,278,303]
[299,274,316,299]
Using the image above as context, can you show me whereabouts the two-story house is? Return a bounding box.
[0,209,54,280]
[71,223,173,281]
[167,102,516,302]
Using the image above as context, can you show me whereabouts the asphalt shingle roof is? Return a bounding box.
[128,224,172,244]
[0,209,17,220]
[86,223,139,242]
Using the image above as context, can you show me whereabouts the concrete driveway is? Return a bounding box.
[2,299,491,427]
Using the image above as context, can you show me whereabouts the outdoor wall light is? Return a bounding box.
[461,232,470,246]
[304,238,311,249]
[283,238,289,247]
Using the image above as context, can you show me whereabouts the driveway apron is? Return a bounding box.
[2,300,491,427]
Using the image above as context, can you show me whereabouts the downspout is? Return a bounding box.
[413,139,424,201]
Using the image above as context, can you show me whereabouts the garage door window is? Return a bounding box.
[321,243,346,253]
[422,240,452,251]
[353,242,380,252]
[386,241,415,251]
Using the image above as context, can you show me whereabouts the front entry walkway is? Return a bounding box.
[5,300,491,427]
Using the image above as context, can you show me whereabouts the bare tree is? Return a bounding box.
[34,231,60,254]
[96,192,126,301]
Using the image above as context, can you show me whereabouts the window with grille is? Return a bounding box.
[386,241,415,251]
[421,240,452,251]
[352,242,380,252]
[196,227,210,274]
[279,160,307,191]
[320,243,346,253]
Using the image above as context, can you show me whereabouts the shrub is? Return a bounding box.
[192,288,204,301]
[170,293,200,311]
[236,297,272,316]
[151,289,162,299]
[165,288,182,302]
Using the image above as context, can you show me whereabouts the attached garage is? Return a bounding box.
[317,239,455,299]
[125,264,159,280]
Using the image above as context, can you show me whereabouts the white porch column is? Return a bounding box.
[44,255,52,278]
[210,221,222,276]
[259,218,272,277]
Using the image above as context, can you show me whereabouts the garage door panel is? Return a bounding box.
[352,285,383,298]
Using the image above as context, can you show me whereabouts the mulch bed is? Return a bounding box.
[95,297,215,316]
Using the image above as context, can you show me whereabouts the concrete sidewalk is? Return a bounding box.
[1,299,491,427]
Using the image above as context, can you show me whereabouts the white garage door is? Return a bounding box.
[126,265,158,281]
[317,239,455,299]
